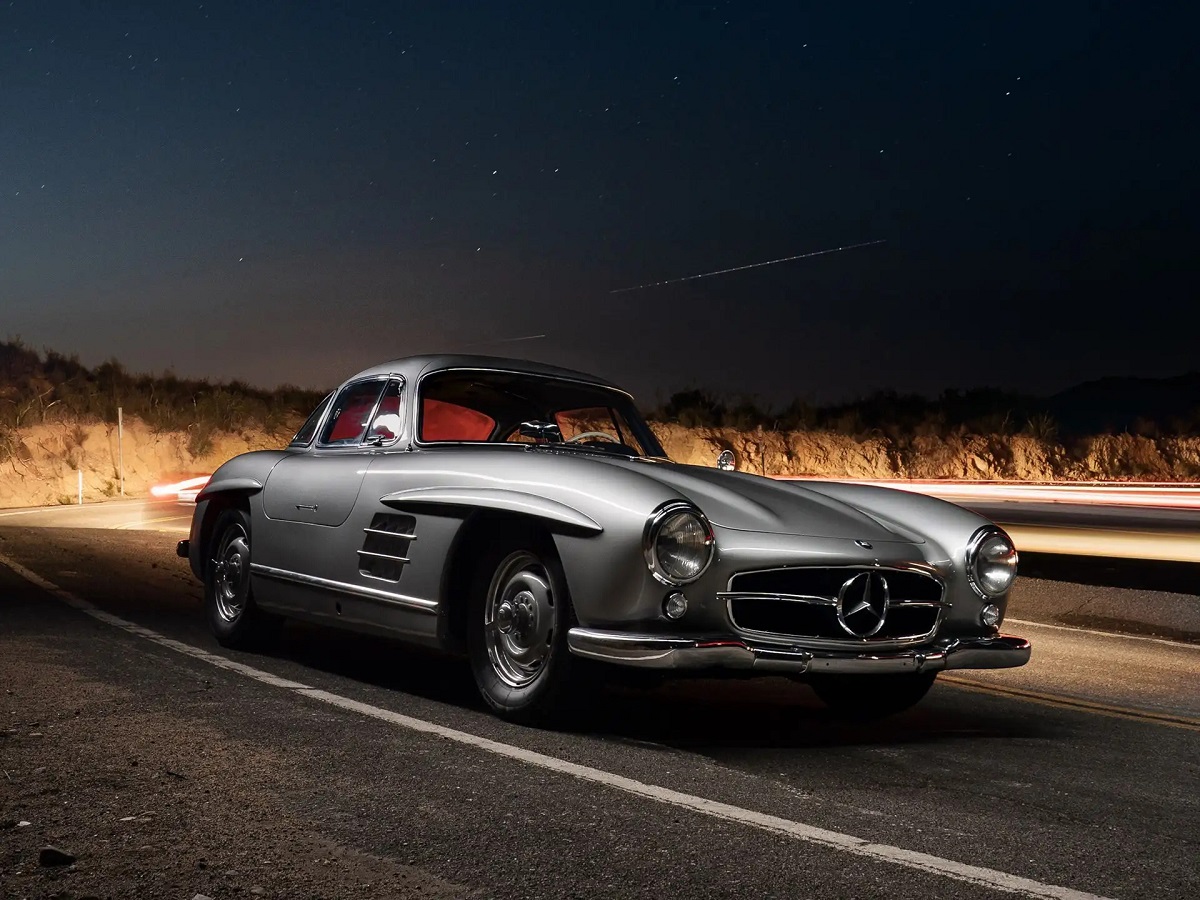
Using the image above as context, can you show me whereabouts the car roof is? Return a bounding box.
[345,354,625,392]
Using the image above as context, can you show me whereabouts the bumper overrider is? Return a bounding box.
[566,628,1030,675]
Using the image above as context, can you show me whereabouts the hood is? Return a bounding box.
[608,459,923,543]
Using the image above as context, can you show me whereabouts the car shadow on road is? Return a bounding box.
[579,678,1051,751]
[261,622,1051,751]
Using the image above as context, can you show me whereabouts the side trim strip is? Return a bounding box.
[249,563,437,614]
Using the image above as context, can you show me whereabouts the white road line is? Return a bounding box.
[0,551,1113,900]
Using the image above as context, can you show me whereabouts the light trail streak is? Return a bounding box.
[776,477,1200,509]
[1002,524,1200,562]
[609,240,886,293]
[150,475,210,501]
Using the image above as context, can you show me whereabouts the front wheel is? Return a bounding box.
[808,672,937,719]
[467,537,578,725]
[205,508,280,649]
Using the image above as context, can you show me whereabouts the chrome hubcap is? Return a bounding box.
[485,553,555,688]
[212,525,250,623]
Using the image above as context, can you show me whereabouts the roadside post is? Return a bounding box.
[78,469,83,505]
[118,407,124,496]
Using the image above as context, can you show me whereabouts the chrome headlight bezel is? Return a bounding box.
[643,502,715,586]
[965,525,1018,599]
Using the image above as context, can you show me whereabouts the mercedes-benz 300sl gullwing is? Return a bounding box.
[179,355,1029,723]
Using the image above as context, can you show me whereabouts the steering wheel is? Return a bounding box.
[565,431,620,444]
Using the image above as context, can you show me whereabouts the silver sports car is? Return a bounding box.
[179,355,1029,723]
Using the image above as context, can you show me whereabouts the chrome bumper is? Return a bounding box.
[566,628,1030,675]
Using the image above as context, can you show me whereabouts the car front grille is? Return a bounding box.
[721,566,945,647]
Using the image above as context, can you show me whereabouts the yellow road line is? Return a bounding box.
[114,515,192,530]
[941,675,1200,731]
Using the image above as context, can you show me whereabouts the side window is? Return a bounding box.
[318,380,386,446]
[365,380,405,444]
[290,393,332,447]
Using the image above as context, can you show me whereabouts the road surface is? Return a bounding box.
[0,504,1197,898]
[0,497,192,533]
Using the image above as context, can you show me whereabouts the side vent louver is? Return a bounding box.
[357,513,416,582]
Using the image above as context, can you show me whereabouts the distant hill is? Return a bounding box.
[3,339,1199,440]
[1047,373,1200,435]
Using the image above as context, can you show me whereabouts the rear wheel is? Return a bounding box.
[808,672,937,719]
[205,508,280,649]
[468,534,578,724]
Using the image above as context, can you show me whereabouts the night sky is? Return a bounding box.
[3,2,1196,406]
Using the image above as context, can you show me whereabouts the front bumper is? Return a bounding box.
[566,628,1030,675]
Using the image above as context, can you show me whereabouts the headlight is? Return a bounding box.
[644,503,714,585]
[966,527,1018,598]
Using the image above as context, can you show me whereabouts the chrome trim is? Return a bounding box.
[965,525,1018,600]
[716,589,946,609]
[315,376,388,449]
[362,526,417,540]
[725,623,942,653]
[566,628,1030,673]
[716,591,837,606]
[288,391,334,448]
[249,563,437,613]
[642,501,715,586]
[729,560,946,584]
[722,563,947,650]
[355,549,411,563]
[314,375,406,450]
[835,571,889,638]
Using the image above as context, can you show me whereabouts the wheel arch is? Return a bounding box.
[195,490,254,576]
[438,510,568,653]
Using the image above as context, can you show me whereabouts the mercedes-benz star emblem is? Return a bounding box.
[836,572,890,638]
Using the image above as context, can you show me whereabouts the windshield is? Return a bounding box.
[418,369,665,459]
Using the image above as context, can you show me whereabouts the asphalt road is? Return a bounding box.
[1,508,1198,898]
[0,498,193,534]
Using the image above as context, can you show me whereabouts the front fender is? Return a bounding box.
[194,450,288,504]
[379,486,603,535]
[188,450,288,581]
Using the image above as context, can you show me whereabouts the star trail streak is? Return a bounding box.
[608,240,887,294]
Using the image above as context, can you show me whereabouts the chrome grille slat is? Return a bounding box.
[362,526,417,540]
[725,565,945,648]
[715,591,836,606]
[356,549,411,563]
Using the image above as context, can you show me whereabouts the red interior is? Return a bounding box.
[422,398,495,441]
[327,399,377,442]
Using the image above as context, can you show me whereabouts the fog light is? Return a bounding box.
[663,592,688,619]
[980,604,1001,627]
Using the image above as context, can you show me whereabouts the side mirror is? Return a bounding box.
[519,420,562,442]
[716,449,736,471]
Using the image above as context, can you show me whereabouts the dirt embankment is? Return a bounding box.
[0,419,297,509]
[650,424,1200,482]
[4,418,1200,509]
